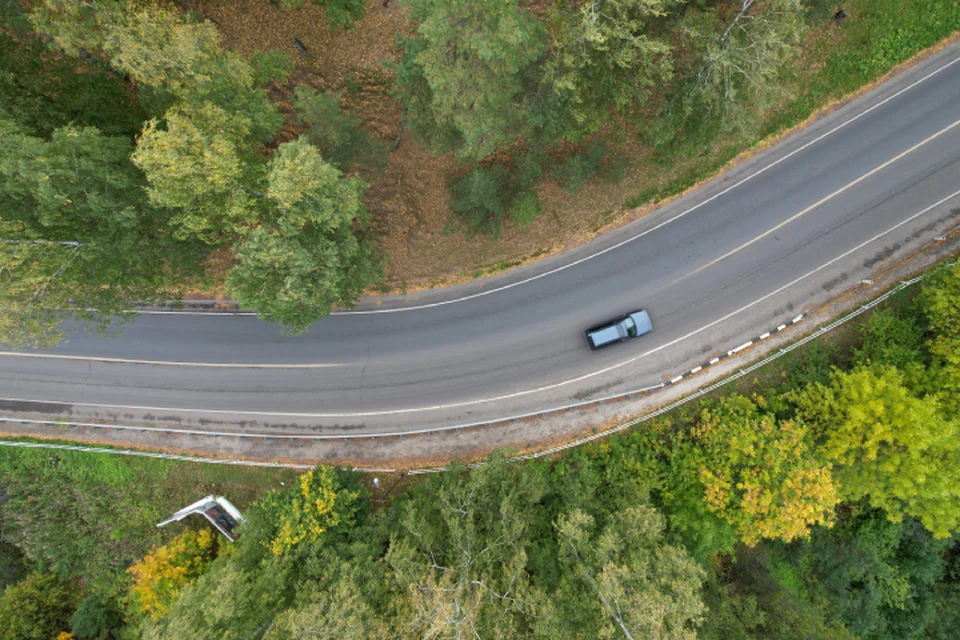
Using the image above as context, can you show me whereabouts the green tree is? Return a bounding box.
[691,395,838,545]
[226,140,380,333]
[699,543,856,640]
[790,507,946,640]
[0,8,145,139]
[28,0,124,56]
[794,366,960,538]
[102,7,281,136]
[395,0,545,159]
[250,50,295,87]
[919,262,960,413]
[852,306,928,371]
[131,103,255,242]
[0,572,79,640]
[293,86,388,177]
[265,563,392,639]
[537,505,705,640]
[0,119,204,347]
[385,458,548,638]
[71,592,123,640]
[659,0,806,145]
[35,3,282,137]
[544,0,673,135]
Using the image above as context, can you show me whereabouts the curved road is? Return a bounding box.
[3,45,960,439]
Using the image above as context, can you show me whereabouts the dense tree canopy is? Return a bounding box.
[396,0,545,159]
[0,119,204,346]
[795,365,960,538]
[691,395,838,545]
[0,1,380,342]
[544,0,673,134]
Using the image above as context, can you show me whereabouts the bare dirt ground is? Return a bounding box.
[189,1,959,298]
[188,0,738,293]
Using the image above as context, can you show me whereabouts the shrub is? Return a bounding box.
[0,572,79,640]
[293,86,388,177]
[249,50,294,86]
[449,166,508,237]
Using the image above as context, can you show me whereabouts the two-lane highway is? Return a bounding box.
[3,45,960,439]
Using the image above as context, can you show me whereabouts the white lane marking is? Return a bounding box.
[126,50,960,320]
[325,50,960,315]
[731,341,755,354]
[5,184,959,419]
[676,117,960,282]
[759,332,770,340]
[0,352,341,368]
[127,310,257,317]
[690,366,702,374]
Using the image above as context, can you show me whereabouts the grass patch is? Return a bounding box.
[766,0,960,135]
[0,439,300,589]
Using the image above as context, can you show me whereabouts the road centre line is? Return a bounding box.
[5,185,959,419]
[327,49,960,315]
[673,117,960,284]
[0,352,341,368]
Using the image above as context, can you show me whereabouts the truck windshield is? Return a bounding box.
[624,317,637,337]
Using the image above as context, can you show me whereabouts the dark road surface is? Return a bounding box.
[3,45,960,439]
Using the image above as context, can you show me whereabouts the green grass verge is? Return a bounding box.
[765,0,960,136]
[0,439,301,588]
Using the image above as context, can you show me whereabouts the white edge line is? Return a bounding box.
[5,185,955,419]
[0,351,340,368]
[87,50,960,321]
[331,51,960,315]
[1,269,944,443]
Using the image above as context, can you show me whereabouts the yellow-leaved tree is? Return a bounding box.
[691,394,839,546]
[266,465,362,555]
[128,528,217,620]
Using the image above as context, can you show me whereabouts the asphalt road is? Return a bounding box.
[3,45,960,438]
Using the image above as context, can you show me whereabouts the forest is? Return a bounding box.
[0,0,959,636]
[2,0,958,344]
[0,260,958,639]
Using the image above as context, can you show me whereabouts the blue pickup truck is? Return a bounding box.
[584,310,652,350]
